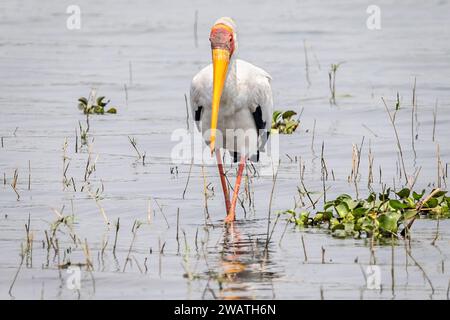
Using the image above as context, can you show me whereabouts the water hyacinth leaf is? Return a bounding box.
[336,194,352,201]
[432,190,448,198]
[388,199,408,210]
[343,222,354,233]
[396,188,410,199]
[93,105,104,114]
[344,198,359,210]
[323,210,333,220]
[282,110,297,119]
[404,210,417,220]
[436,195,446,204]
[379,188,391,201]
[78,97,88,105]
[96,96,109,107]
[298,211,309,223]
[331,222,344,232]
[314,213,323,222]
[412,190,425,201]
[352,207,368,218]
[425,198,438,208]
[359,217,374,230]
[335,203,350,218]
[378,212,401,233]
[324,201,335,210]
[367,192,376,203]
[285,120,299,132]
[405,197,415,208]
[272,111,282,124]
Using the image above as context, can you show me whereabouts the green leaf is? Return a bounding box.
[78,97,88,105]
[378,212,401,233]
[412,190,425,201]
[403,210,417,220]
[279,209,296,216]
[285,120,299,131]
[343,222,354,233]
[379,188,391,201]
[344,199,359,210]
[396,188,410,199]
[93,105,104,114]
[106,107,117,114]
[335,203,349,218]
[272,111,282,123]
[324,201,335,211]
[352,207,368,218]
[313,213,323,223]
[389,199,408,210]
[322,211,333,220]
[282,110,297,120]
[425,198,438,208]
[96,96,109,107]
[367,192,376,203]
[336,194,352,201]
[432,190,448,198]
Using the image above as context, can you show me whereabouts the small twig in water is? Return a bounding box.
[113,218,120,254]
[432,99,438,142]
[128,136,142,159]
[182,158,194,199]
[264,160,280,257]
[154,199,170,228]
[382,97,408,184]
[184,94,190,131]
[301,235,308,262]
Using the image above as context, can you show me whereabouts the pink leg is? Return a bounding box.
[216,149,231,214]
[225,154,246,223]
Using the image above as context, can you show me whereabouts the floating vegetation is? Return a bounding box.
[77,95,118,114]
[271,110,300,134]
[280,188,449,239]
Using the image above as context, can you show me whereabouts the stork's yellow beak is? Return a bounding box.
[210,48,230,153]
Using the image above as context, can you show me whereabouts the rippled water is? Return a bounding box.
[0,0,449,299]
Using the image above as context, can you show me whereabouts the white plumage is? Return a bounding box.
[190,58,273,160]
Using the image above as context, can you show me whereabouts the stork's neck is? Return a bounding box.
[225,54,238,90]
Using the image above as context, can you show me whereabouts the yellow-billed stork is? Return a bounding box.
[190,17,273,223]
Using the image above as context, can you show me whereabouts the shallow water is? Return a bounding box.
[0,0,449,299]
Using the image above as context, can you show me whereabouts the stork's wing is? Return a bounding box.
[247,67,273,152]
[189,65,212,132]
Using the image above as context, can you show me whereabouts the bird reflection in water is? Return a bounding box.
[209,222,278,300]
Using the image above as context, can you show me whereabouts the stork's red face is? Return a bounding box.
[209,23,235,153]
[209,23,235,55]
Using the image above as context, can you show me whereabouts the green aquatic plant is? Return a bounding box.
[279,188,449,239]
[77,96,118,114]
[271,110,300,134]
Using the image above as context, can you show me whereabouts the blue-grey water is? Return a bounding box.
[0,0,449,299]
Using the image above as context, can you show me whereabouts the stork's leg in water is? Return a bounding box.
[225,154,246,223]
[216,149,231,213]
